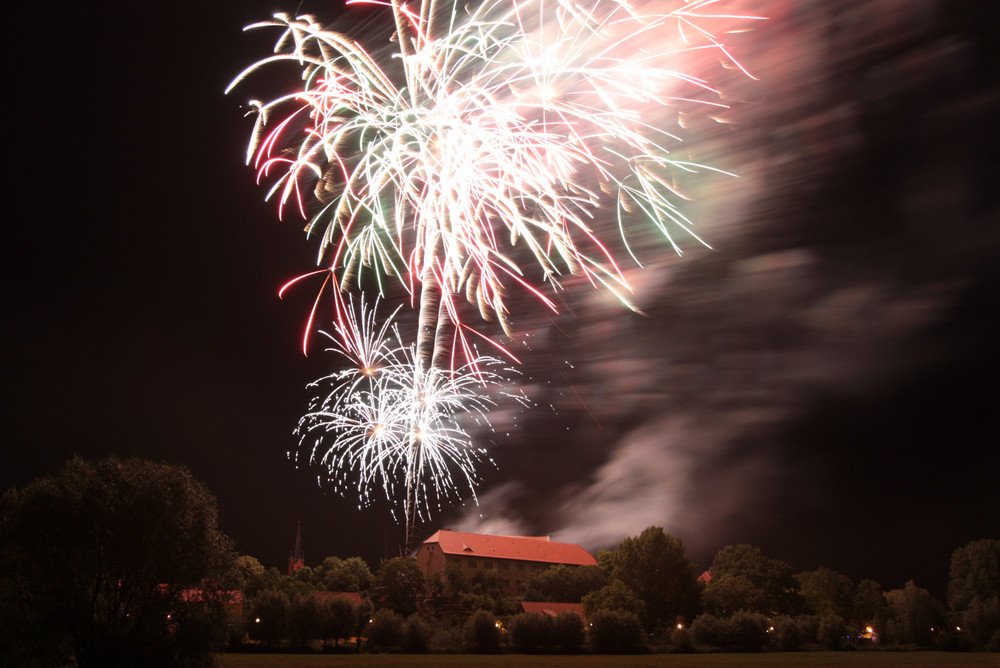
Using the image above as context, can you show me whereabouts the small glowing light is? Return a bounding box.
[255,618,261,623]
[676,623,683,630]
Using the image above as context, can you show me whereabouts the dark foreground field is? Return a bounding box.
[218,652,999,668]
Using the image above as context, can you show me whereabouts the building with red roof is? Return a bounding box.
[414,529,597,597]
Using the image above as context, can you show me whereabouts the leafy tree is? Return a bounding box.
[709,544,802,616]
[317,555,374,592]
[508,612,555,652]
[588,609,645,653]
[883,580,945,647]
[702,573,765,616]
[318,594,356,648]
[0,456,235,668]
[947,538,1000,646]
[690,612,766,651]
[366,608,404,651]
[248,589,291,647]
[289,592,323,648]
[428,562,468,607]
[797,567,856,620]
[464,609,501,653]
[522,564,608,602]
[375,556,425,616]
[771,615,803,651]
[402,613,432,652]
[852,579,887,628]
[729,611,768,652]
[553,610,585,652]
[582,579,645,620]
[600,527,701,630]
[817,613,847,650]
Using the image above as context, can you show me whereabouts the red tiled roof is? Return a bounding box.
[520,601,586,620]
[422,530,596,566]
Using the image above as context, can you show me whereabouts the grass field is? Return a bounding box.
[218,652,999,668]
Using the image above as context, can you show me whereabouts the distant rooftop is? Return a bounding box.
[421,529,596,566]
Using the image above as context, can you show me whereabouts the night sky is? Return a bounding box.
[6,1,998,599]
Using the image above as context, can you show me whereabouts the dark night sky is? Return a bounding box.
[5,1,998,599]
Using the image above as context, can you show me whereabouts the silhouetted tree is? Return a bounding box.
[375,556,424,616]
[600,527,700,630]
[522,564,608,602]
[709,544,802,616]
[853,579,887,629]
[582,579,645,620]
[882,580,945,647]
[553,610,585,652]
[508,611,555,652]
[797,567,856,620]
[248,589,291,647]
[317,556,374,592]
[365,608,404,651]
[588,609,645,653]
[318,594,356,648]
[464,609,501,653]
[0,456,235,668]
[402,613,432,652]
[702,573,765,616]
[948,538,1000,646]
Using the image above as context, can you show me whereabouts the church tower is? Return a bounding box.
[288,521,305,574]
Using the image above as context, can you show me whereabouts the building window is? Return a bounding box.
[484,561,494,569]
[516,563,525,572]
[499,561,509,571]
[467,559,477,569]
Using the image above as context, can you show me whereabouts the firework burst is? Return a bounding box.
[230,0,759,538]
[295,296,525,535]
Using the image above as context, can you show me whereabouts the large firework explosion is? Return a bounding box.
[229,0,758,542]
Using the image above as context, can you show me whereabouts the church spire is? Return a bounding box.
[288,520,304,574]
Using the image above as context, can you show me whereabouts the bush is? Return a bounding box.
[690,612,766,651]
[553,611,585,652]
[464,609,501,653]
[730,611,768,652]
[818,613,847,650]
[796,614,820,644]
[429,625,466,653]
[248,589,291,647]
[366,608,404,651]
[670,627,695,653]
[508,612,554,652]
[691,613,728,648]
[402,613,432,653]
[588,609,645,653]
[771,615,803,651]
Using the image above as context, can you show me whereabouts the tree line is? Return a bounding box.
[2,457,998,666]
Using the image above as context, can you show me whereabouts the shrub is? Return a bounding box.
[402,613,432,653]
[691,613,728,648]
[248,589,291,647]
[670,627,695,653]
[366,608,404,651]
[588,609,645,653]
[429,625,466,653]
[795,614,820,644]
[508,612,554,652]
[771,615,803,651]
[553,611,585,652]
[464,609,501,653]
[730,611,768,652]
[818,613,847,650]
